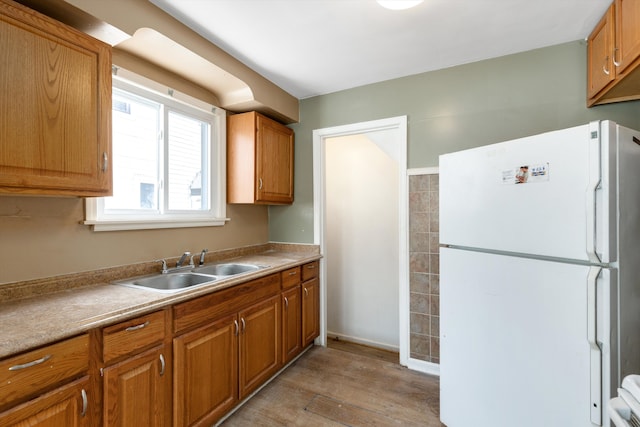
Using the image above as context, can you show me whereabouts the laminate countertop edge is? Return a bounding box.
[0,246,321,359]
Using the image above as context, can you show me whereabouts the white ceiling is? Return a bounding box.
[149,0,612,100]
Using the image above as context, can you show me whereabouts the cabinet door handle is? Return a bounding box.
[284,296,289,308]
[234,319,239,336]
[258,178,263,190]
[159,354,165,376]
[125,321,149,332]
[603,56,610,76]
[613,47,621,67]
[9,354,51,371]
[81,388,88,417]
[102,152,108,172]
[240,317,246,332]
[304,287,308,297]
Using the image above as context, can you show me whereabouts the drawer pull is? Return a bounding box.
[307,264,316,269]
[289,271,297,276]
[159,354,165,376]
[125,321,149,332]
[81,388,88,417]
[9,354,51,371]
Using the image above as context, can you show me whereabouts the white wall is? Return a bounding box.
[325,132,399,349]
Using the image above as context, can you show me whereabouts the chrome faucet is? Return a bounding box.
[199,248,208,266]
[176,251,191,268]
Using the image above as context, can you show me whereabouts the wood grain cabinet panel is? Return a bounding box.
[0,376,91,427]
[301,260,319,282]
[588,4,616,98]
[615,0,640,73]
[302,277,320,347]
[102,311,165,364]
[0,0,111,196]
[102,345,168,427]
[239,295,281,398]
[227,111,294,205]
[0,334,88,410]
[588,0,640,105]
[173,314,238,427]
[100,310,171,427]
[282,285,302,364]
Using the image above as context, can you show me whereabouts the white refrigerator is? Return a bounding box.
[439,120,640,427]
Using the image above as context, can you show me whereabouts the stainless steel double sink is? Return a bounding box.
[113,263,264,293]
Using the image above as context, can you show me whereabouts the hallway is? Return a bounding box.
[220,343,442,426]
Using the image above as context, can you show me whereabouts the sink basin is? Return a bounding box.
[192,263,262,276]
[115,272,218,293]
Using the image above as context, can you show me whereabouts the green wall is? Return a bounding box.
[269,41,640,243]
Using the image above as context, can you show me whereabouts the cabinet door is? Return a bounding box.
[0,376,90,427]
[588,4,616,98]
[282,286,302,364]
[173,314,238,427]
[239,295,281,398]
[302,277,320,347]
[255,114,294,204]
[0,1,112,196]
[103,345,169,427]
[615,0,640,74]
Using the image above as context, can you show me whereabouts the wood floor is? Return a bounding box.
[219,340,442,426]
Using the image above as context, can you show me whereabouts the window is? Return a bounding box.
[85,70,227,231]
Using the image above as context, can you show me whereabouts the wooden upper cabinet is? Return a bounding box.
[227,111,294,205]
[588,4,616,98]
[0,0,112,196]
[588,0,640,106]
[615,0,640,73]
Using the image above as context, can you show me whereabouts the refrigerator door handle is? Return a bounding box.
[588,266,603,425]
[586,121,602,264]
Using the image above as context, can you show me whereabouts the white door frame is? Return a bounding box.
[312,116,409,366]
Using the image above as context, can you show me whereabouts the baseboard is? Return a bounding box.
[407,357,440,376]
[326,331,399,353]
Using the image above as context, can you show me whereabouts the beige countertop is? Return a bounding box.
[0,244,320,359]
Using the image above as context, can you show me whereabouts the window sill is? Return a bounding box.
[83,218,230,232]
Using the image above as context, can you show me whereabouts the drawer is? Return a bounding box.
[281,267,300,289]
[103,310,165,364]
[302,261,319,281]
[0,334,88,409]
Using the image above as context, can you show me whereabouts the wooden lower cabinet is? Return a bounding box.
[239,295,281,398]
[0,262,320,426]
[173,292,282,426]
[302,277,320,347]
[173,314,238,427]
[282,285,302,364]
[0,376,90,427]
[102,345,169,427]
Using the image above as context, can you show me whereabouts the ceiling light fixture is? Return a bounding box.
[376,0,424,10]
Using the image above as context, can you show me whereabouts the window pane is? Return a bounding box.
[106,90,160,211]
[167,111,208,211]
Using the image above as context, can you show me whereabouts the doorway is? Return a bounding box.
[313,116,409,365]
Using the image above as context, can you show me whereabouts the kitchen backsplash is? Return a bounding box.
[409,173,439,364]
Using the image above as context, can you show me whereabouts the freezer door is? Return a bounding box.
[439,121,616,263]
[440,248,614,427]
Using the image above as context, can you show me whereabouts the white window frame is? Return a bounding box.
[84,68,228,232]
